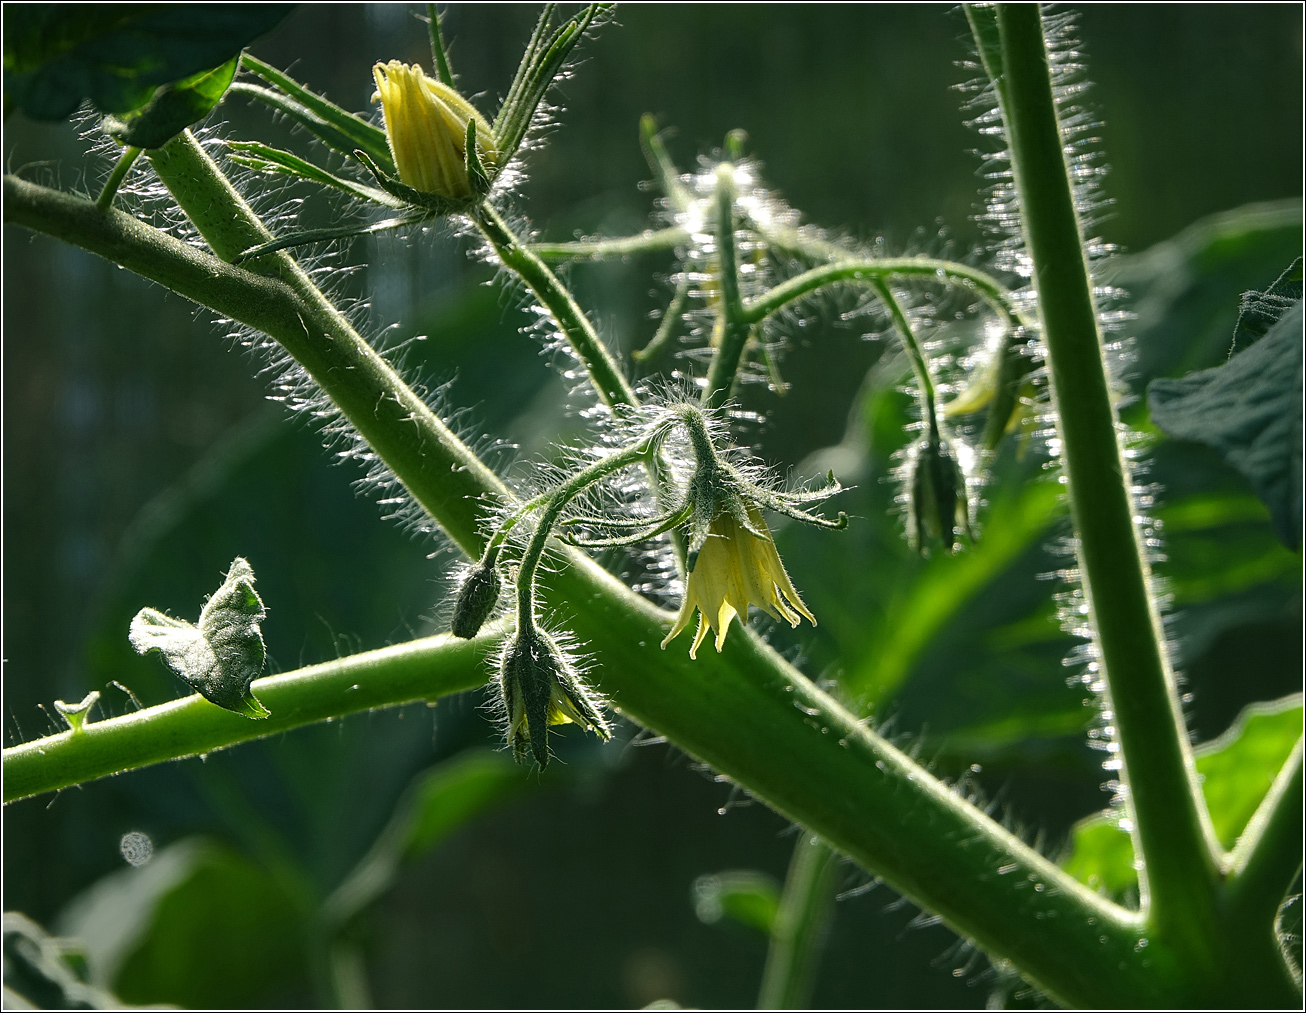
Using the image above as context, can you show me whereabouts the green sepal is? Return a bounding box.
[237,54,394,171]
[451,562,502,639]
[227,140,405,207]
[908,436,971,554]
[103,56,238,150]
[499,624,609,769]
[231,214,434,266]
[128,557,270,719]
[492,4,609,166]
[353,149,471,216]
[465,119,492,198]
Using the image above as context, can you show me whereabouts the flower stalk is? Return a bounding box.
[474,202,639,410]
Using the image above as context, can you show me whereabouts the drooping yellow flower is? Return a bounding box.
[662,507,815,659]
[371,61,497,198]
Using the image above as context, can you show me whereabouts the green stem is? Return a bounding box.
[757,835,840,1009]
[995,3,1221,951]
[702,164,751,410]
[427,3,455,87]
[474,202,638,410]
[515,441,654,618]
[634,276,691,364]
[742,257,1021,329]
[639,112,693,212]
[529,227,687,263]
[872,279,938,438]
[141,131,507,556]
[95,145,141,210]
[2,632,500,803]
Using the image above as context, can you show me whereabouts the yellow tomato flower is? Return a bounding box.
[661,507,815,658]
[372,60,498,198]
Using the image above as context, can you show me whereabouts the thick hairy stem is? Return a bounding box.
[757,835,840,1010]
[3,633,500,803]
[994,2,1221,953]
[142,131,507,556]
[474,202,639,410]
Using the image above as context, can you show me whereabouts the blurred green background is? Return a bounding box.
[3,4,1301,1008]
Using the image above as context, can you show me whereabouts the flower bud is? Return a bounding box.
[906,436,972,554]
[499,624,609,769]
[372,61,498,199]
[451,562,501,639]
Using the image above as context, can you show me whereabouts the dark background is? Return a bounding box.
[4,4,1302,1009]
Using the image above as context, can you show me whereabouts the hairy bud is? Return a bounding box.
[906,436,972,554]
[499,624,610,769]
[451,562,502,639]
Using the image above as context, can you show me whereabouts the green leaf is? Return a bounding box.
[56,840,309,1009]
[1060,815,1139,898]
[104,56,238,150]
[129,557,270,718]
[321,751,531,929]
[3,5,292,121]
[1062,695,1304,895]
[1108,200,1302,380]
[692,870,782,936]
[1196,694,1304,850]
[1232,257,1303,355]
[1149,299,1303,549]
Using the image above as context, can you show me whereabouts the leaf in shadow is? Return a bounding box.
[1149,298,1303,549]
[321,751,532,931]
[56,839,309,1009]
[104,56,238,150]
[129,557,270,719]
[3,5,292,120]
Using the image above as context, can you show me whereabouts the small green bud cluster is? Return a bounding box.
[450,401,845,766]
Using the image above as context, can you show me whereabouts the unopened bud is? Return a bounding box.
[499,624,609,769]
[907,435,972,554]
[372,61,498,199]
[451,562,501,639]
